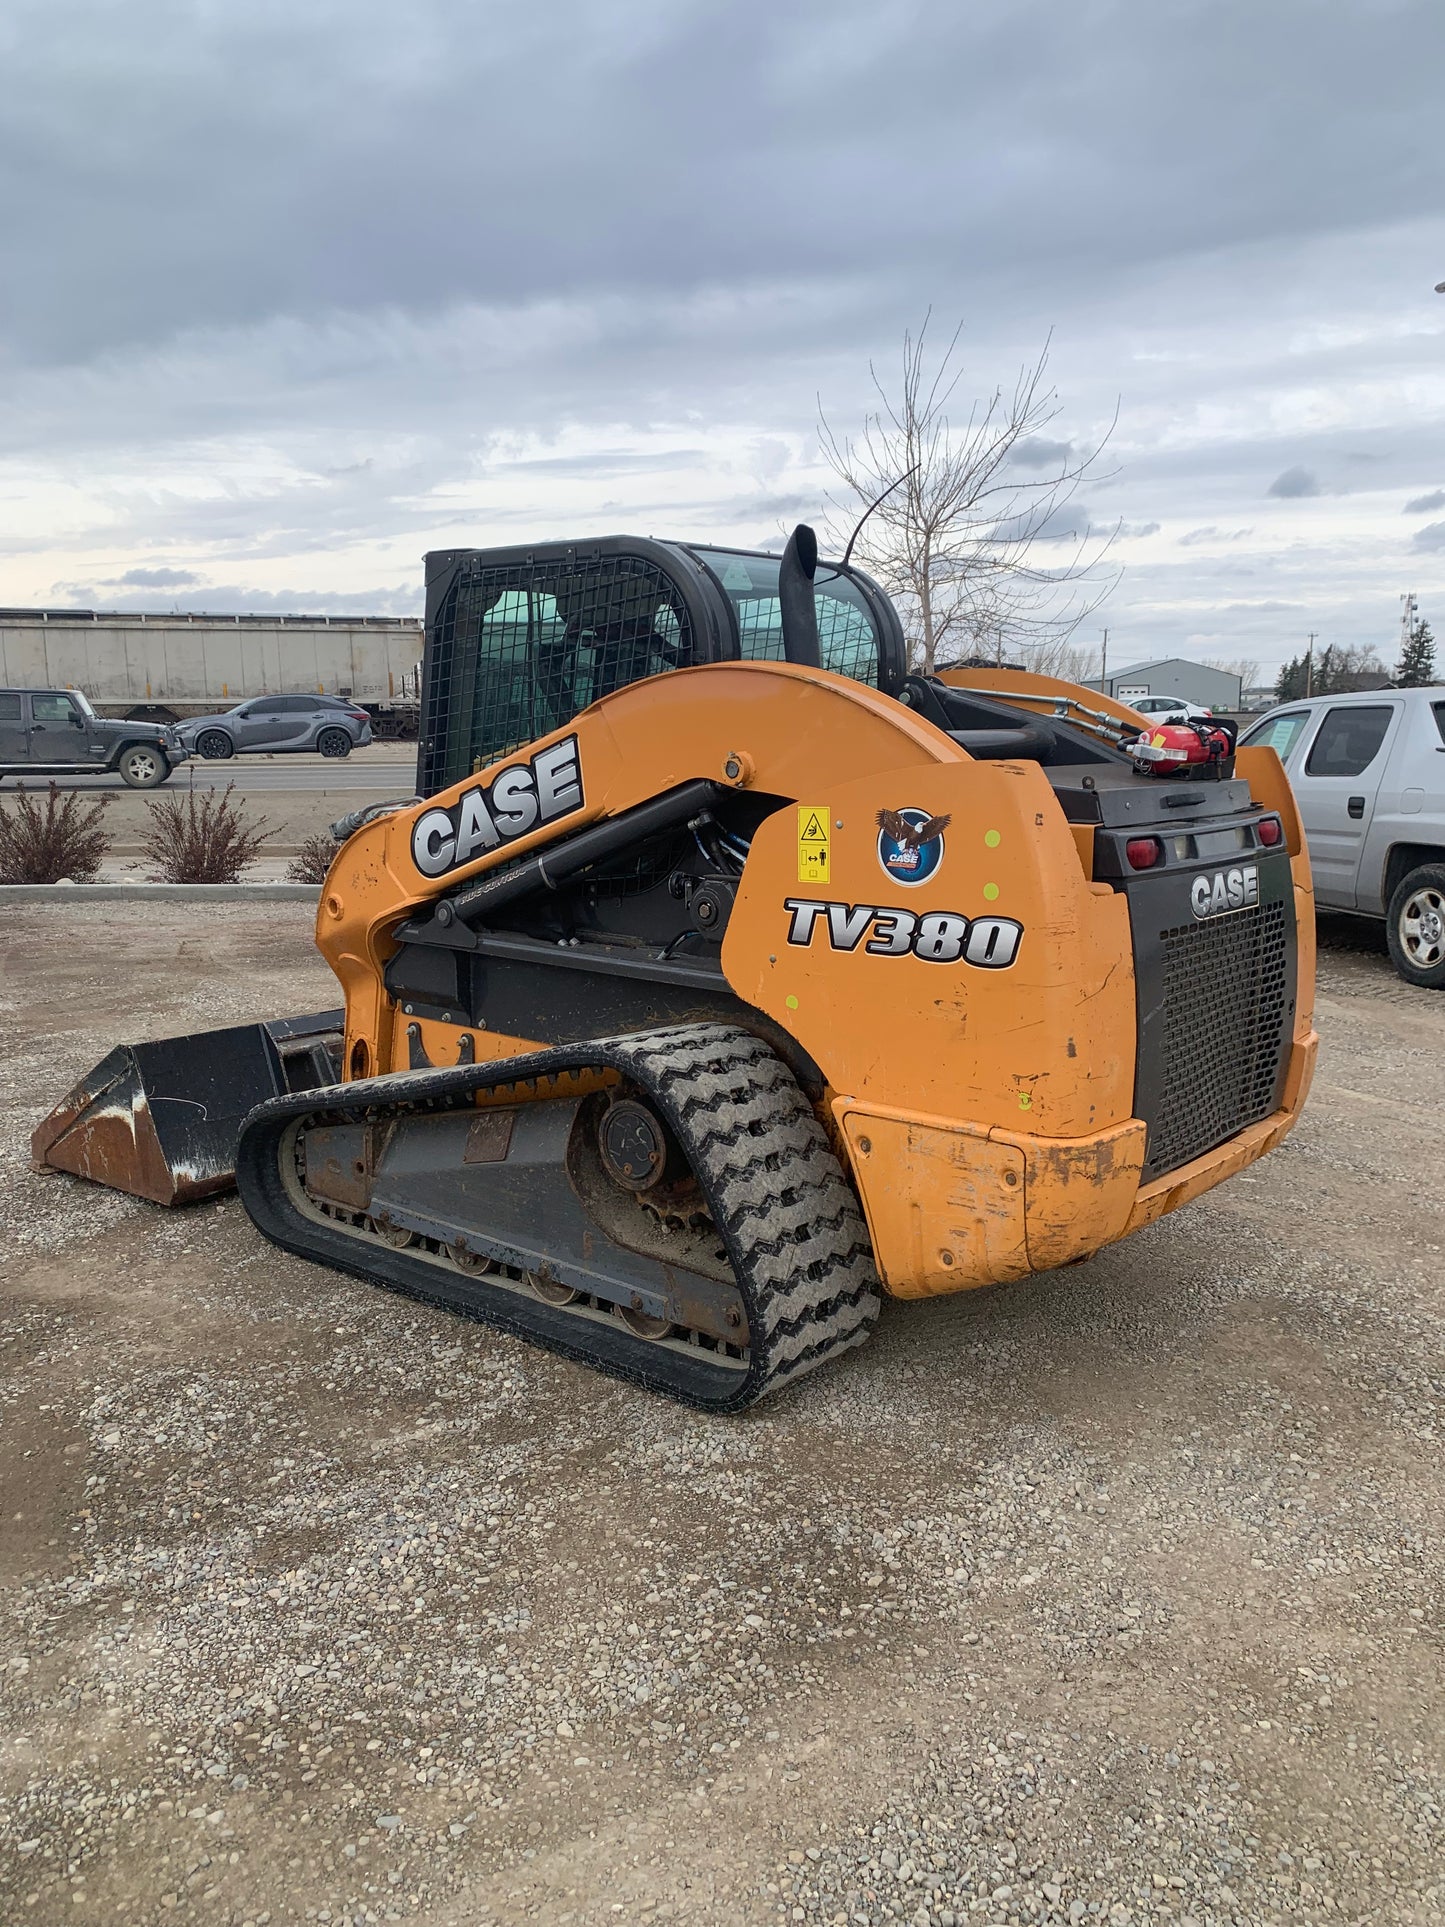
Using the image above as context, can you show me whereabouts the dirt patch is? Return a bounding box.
[1,906,1442,1926]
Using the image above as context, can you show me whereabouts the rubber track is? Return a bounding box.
[235,1023,881,1411]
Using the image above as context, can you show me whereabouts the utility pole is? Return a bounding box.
[1305,632,1316,697]
[1401,591,1417,657]
[1100,627,1109,693]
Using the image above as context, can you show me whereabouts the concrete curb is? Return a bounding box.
[1,883,322,901]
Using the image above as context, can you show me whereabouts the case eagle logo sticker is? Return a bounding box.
[797,806,830,884]
[876,807,951,886]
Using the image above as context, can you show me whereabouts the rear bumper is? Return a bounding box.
[834,1026,1318,1299]
[1121,1024,1317,1235]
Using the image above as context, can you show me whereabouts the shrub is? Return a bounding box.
[285,832,338,885]
[0,783,113,883]
[141,781,274,883]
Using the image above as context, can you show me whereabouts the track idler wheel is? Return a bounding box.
[597,1096,684,1193]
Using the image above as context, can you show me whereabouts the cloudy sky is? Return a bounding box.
[2,0,1443,680]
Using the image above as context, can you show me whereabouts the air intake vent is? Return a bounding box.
[1141,900,1291,1180]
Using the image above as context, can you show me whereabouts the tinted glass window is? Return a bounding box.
[0,693,21,721]
[278,696,319,713]
[690,548,881,686]
[31,692,79,722]
[1304,705,1393,777]
[1432,701,1445,747]
[1242,710,1309,758]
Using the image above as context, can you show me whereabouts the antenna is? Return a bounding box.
[840,465,919,570]
[1401,590,1417,651]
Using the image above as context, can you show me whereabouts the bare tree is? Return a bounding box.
[1203,656,1261,692]
[819,314,1121,676]
[1012,637,1105,683]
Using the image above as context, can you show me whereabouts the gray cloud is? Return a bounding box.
[51,578,420,617]
[1,1,1439,371]
[0,0,1441,676]
[495,448,711,478]
[1404,489,1445,514]
[1179,527,1255,547]
[1010,437,1074,470]
[1411,521,1445,553]
[113,567,200,588]
[1267,467,1322,499]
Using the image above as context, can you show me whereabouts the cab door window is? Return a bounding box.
[0,691,26,761]
[1242,710,1309,758]
[1303,706,1393,778]
[31,692,83,725]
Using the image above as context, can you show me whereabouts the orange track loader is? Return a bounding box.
[35,527,1316,1409]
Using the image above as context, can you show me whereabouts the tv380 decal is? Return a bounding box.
[785,898,1023,968]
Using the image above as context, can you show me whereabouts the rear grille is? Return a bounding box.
[1143,901,1290,1180]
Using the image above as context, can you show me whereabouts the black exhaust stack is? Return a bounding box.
[778,524,821,669]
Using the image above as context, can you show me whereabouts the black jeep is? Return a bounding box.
[0,687,187,788]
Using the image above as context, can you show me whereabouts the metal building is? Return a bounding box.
[1090,657,1242,712]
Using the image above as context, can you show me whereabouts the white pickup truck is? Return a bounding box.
[1241,686,1445,987]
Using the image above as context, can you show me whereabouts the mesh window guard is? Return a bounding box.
[424,554,696,787]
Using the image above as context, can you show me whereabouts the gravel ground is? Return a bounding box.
[1,904,1441,1927]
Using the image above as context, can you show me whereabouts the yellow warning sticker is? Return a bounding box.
[797,805,830,884]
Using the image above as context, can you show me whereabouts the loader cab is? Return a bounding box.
[417,535,906,796]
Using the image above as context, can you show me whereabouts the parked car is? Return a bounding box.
[177,694,374,760]
[1240,687,1445,987]
[0,686,185,788]
[1130,695,1214,721]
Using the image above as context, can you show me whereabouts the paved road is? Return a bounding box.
[12,750,420,794]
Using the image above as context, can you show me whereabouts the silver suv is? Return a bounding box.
[178,694,373,761]
[1241,687,1445,987]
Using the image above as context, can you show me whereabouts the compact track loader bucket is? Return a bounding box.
[32,1011,343,1206]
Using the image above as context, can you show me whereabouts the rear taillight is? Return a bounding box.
[1257,816,1283,847]
[1126,837,1163,870]
[346,710,369,723]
